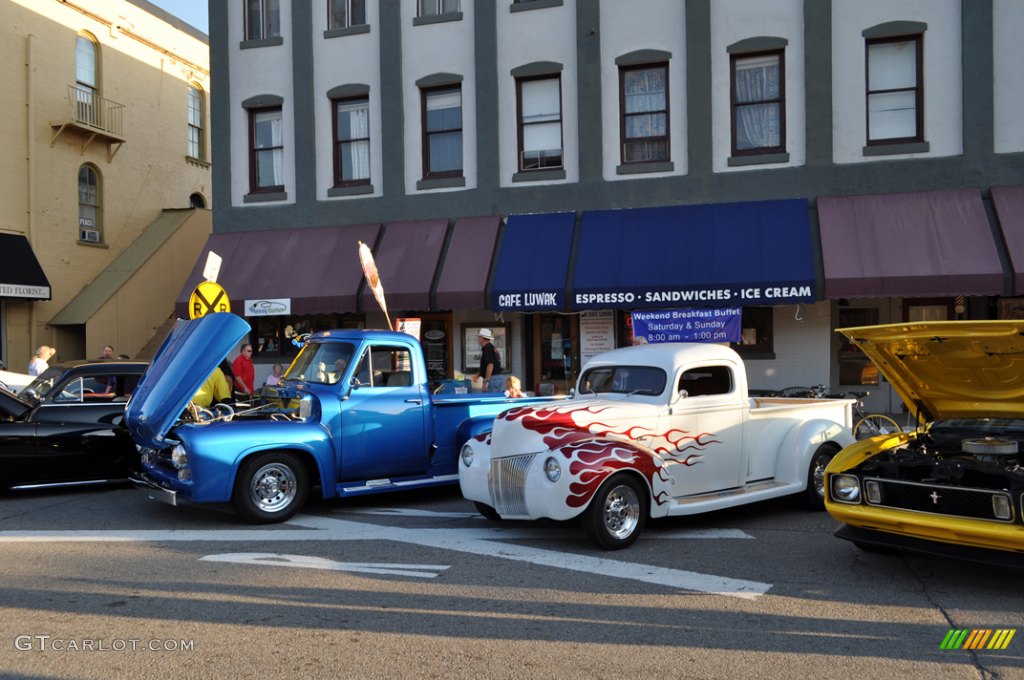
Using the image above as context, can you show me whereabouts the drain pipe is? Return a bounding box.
[25,34,37,360]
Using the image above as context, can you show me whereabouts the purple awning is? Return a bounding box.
[174,223,381,317]
[818,189,1005,298]
[991,185,1024,295]
[433,216,501,310]
[361,219,449,312]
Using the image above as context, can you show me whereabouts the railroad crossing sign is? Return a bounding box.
[189,281,230,319]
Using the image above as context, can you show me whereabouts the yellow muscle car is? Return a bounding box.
[825,321,1024,568]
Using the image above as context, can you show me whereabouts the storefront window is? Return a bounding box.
[731,307,774,359]
[253,314,364,358]
[838,307,879,385]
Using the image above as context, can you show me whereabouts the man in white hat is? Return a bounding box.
[473,328,501,391]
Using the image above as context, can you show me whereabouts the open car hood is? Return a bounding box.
[126,313,250,448]
[837,320,1024,421]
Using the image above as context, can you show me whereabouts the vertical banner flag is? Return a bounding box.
[358,240,392,330]
[631,308,742,344]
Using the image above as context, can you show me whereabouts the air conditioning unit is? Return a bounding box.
[80,228,100,243]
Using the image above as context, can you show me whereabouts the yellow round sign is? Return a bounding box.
[188,281,230,319]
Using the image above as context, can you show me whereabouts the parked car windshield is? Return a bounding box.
[284,341,356,385]
[578,366,666,396]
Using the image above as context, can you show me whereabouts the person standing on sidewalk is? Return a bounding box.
[231,344,255,400]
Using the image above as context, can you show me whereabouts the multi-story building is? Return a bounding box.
[0,0,212,368]
[192,0,1024,413]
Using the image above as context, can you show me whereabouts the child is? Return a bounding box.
[504,375,524,398]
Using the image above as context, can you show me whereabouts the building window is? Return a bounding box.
[620,63,669,164]
[517,76,563,171]
[249,107,284,192]
[78,165,102,244]
[866,35,923,144]
[422,86,462,179]
[333,97,370,186]
[75,33,100,126]
[328,0,365,29]
[245,0,281,40]
[731,50,785,155]
[418,0,459,17]
[187,85,204,160]
[731,307,773,359]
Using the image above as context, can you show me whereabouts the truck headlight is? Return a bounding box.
[171,445,189,470]
[298,394,314,420]
[831,474,861,503]
[460,442,474,468]
[543,457,561,482]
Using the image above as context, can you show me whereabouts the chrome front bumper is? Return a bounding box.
[129,472,178,506]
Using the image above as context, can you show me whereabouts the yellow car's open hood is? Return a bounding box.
[837,320,1024,421]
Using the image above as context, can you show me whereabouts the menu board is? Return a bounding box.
[580,311,615,367]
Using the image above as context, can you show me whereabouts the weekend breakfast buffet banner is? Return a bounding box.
[631,308,742,344]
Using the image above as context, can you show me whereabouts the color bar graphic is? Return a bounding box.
[941,629,1016,650]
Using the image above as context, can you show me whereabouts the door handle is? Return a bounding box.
[405,399,422,405]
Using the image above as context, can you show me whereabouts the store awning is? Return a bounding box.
[0,234,50,300]
[991,185,1024,295]
[572,199,816,310]
[174,223,382,317]
[818,189,1006,299]
[491,212,576,311]
[433,216,500,310]
[360,219,448,312]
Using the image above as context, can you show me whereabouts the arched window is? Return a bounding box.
[190,192,206,209]
[188,84,205,160]
[75,33,100,126]
[78,165,102,243]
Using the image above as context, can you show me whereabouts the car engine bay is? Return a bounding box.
[855,422,1024,495]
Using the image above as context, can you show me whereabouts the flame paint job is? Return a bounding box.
[499,401,718,508]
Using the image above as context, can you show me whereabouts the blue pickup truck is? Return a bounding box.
[126,313,557,522]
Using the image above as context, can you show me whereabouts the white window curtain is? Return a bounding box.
[254,110,284,188]
[867,40,917,140]
[338,100,370,180]
[734,54,780,150]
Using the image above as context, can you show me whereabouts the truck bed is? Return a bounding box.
[749,396,854,426]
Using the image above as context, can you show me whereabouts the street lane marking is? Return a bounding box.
[0,514,770,599]
[200,553,449,578]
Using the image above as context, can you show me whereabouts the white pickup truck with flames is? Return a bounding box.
[459,343,856,549]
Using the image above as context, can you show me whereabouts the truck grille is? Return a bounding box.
[864,477,1017,523]
[488,454,537,516]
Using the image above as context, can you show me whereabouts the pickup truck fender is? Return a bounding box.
[771,418,856,489]
[546,436,674,519]
[178,421,335,503]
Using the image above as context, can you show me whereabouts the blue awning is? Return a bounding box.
[491,212,576,311]
[572,199,816,310]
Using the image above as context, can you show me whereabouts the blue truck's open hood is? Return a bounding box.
[126,313,251,449]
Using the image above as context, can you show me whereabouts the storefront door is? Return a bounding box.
[531,314,578,395]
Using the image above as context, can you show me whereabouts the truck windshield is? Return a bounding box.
[284,341,356,385]
[578,366,666,396]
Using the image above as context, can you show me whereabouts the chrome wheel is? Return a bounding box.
[248,462,298,513]
[602,483,640,540]
[800,445,838,510]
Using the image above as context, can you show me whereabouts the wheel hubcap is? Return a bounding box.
[250,463,297,513]
[812,457,829,497]
[603,484,640,540]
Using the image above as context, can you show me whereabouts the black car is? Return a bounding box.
[0,361,149,491]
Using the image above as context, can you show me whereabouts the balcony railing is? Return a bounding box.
[68,84,124,134]
[51,85,126,161]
